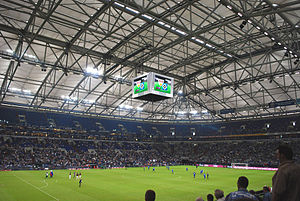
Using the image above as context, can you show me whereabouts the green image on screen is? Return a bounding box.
[134,76,148,94]
[154,75,171,94]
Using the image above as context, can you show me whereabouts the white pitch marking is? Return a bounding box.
[13,174,59,201]
[40,180,49,189]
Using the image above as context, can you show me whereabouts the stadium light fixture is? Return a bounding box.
[11,88,21,92]
[119,104,133,110]
[6,49,36,59]
[83,99,95,104]
[6,49,13,54]
[191,37,204,44]
[125,105,133,110]
[141,14,153,21]
[23,90,31,94]
[190,110,198,115]
[61,95,77,102]
[175,29,187,36]
[177,111,186,115]
[114,2,124,7]
[126,7,140,14]
[24,53,36,59]
[201,109,208,114]
[85,66,101,78]
[136,107,143,111]
[205,43,213,48]
[70,97,77,101]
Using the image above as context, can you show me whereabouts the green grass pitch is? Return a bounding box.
[0,166,274,201]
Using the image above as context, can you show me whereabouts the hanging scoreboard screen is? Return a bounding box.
[153,75,172,94]
[133,75,148,94]
[132,72,173,102]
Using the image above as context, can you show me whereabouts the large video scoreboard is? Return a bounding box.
[132,72,174,102]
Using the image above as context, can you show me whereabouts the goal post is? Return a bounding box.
[231,163,249,167]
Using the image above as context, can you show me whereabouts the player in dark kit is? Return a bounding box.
[79,178,82,187]
[193,172,196,178]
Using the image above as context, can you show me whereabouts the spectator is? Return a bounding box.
[145,189,155,201]
[207,194,214,201]
[262,186,271,201]
[249,190,260,201]
[215,189,225,201]
[195,197,204,201]
[272,145,300,201]
[225,176,258,201]
[234,198,258,201]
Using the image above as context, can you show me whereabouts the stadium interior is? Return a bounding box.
[0,0,300,200]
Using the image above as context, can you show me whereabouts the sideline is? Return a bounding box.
[13,174,59,201]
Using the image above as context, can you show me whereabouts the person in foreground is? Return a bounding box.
[262,186,271,201]
[272,144,300,201]
[145,189,155,201]
[225,176,258,201]
[215,189,225,201]
[207,194,214,201]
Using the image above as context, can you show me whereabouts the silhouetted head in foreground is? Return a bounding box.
[145,189,156,201]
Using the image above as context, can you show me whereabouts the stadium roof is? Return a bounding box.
[0,0,300,122]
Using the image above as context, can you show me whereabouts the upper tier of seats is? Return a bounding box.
[0,106,299,137]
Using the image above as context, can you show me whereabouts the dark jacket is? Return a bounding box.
[272,160,300,201]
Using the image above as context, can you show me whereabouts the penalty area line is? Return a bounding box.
[13,174,59,201]
[40,180,49,189]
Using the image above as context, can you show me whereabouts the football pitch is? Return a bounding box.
[0,166,274,201]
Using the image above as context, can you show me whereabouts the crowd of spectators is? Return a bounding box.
[0,136,179,170]
[1,134,299,170]
[167,140,300,167]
